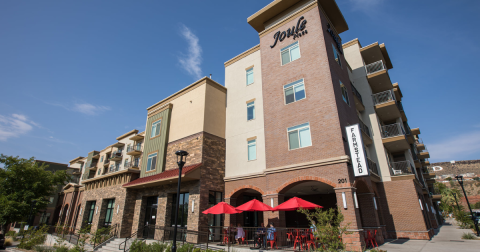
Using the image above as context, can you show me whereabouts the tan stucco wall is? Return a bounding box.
[168,84,208,142]
[225,50,267,178]
[344,42,392,181]
[204,84,226,139]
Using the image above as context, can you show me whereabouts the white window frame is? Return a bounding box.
[151,119,162,138]
[146,153,158,172]
[246,67,254,86]
[284,79,306,105]
[287,122,312,150]
[247,101,255,121]
[247,139,257,161]
[340,81,349,105]
[281,41,301,66]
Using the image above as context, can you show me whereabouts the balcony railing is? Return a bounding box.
[403,122,411,135]
[358,119,371,138]
[397,100,404,111]
[89,162,98,168]
[109,151,122,160]
[365,60,387,75]
[127,145,142,153]
[351,84,363,104]
[411,144,419,160]
[390,160,415,176]
[416,138,424,144]
[124,161,140,169]
[381,123,405,138]
[372,89,395,105]
[367,158,379,176]
[108,164,120,173]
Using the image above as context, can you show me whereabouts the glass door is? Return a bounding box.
[170,193,189,240]
[87,201,96,225]
[104,199,115,226]
[143,196,158,239]
[208,191,223,241]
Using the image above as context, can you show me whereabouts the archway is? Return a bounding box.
[61,204,69,224]
[278,180,337,228]
[230,188,265,228]
[73,205,81,229]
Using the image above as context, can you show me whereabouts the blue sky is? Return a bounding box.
[0,0,479,164]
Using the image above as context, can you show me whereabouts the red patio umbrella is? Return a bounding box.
[272,197,323,211]
[202,202,242,214]
[235,199,273,212]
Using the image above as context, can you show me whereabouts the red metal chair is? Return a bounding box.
[305,233,317,250]
[238,229,247,245]
[267,232,278,249]
[293,229,303,250]
[365,230,378,248]
[223,229,229,244]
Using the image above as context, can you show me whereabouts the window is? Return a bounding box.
[284,79,306,104]
[79,163,83,173]
[246,67,254,85]
[247,101,255,121]
[115,163,120,171]
[134,157,140,167]
[151,119,162,138]
[104,199,115,226]
[287,123,312,150]
[281,41,301,65]
[340,81,349,105]
[248,139,257,161]
[100,156,104,162]
[49,197,55,204]
[146,153,157,172]
[171,193,189,227]
[332,44,341,67]
[208,191,223,235]
[87,201,96,225]
[97,169,101,175]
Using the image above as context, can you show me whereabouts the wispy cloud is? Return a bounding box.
[429,131,480,162]
[348,0,384,14]
[178,24,202,80]
[45,101,110,116]
[0,114,37,141]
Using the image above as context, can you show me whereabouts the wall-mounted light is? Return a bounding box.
[271,198,274,207]
[342,192,347,209]
[418,199,423,210]
[353,192,358,209]
[95,206,98,215]
[373,197,377,210]
[192,200,195,213]
[425,203,429,212]
[79,207,82,215]
[117,205,120,214]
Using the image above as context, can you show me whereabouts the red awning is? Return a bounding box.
[203,202,242,214]
[272,197,323,211]
[122,163,202,187]
[235,199,273,212]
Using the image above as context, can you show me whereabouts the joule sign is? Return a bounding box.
[270,16,308,48]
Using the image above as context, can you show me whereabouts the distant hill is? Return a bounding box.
[430,159,480,176]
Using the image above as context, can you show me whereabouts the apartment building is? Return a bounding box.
[223,0,439,250]
[55,77,226,241]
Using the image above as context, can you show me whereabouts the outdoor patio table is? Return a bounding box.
[253,232,266,249]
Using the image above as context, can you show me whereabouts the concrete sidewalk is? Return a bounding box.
[378,219,479,252]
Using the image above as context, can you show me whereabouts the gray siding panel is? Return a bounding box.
[140,108,171,178]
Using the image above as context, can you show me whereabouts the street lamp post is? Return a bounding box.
[455,175,480,236]
[172,150,189,252]
[452,192,460,210]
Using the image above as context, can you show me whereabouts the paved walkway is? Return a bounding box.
[378,219,479,252]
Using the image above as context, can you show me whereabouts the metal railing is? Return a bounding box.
[109,151,122,159]
[367,158,379,176]
[351,84,363,104]
[403,122,411,135]
[69,176,80,184]
[124,161,140,169]
[127,145,142,153]
[103,158,110,164]
[397,100,404,111]
[381,123,405,138]
[390,161,415,176]
[372,89,395,105]
[411,144,419,160]
[358,119,372,138]
[119,224,149,252]
[47,225,81,246]
[92,223,118,250]
[89,162,98,168]
[108,164,120,173]
[416,138,424,144]
[365,60,386,75]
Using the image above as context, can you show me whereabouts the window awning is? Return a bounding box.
[122,163,202,188]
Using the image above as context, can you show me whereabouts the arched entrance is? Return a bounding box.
[278,180,337,228]
[230,188,265,228]
[61,204,69,224]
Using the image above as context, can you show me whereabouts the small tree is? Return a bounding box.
[299,207,350,252]
[0,154,70,234]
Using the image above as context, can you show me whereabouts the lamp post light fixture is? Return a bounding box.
[172,150,189,252]
[455,175,480,236]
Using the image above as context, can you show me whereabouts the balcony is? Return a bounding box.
[112,142,125,148]
[130,134,144,141]
[397,101,407,122]
[365,60,393,93]
[105,164,120,174]
[392,83,403,101]
[109,151,123,161]
[351,84,365,112]
[421,159,430,166]
[418,147,430,159]
[404,122,414,144]
[411,142,419,161]
[88,162,98,170]
[124,161,140,169]
[372,90,401,121]
[126,145,142,156]
[390,160,415,176]
[381,123,410,152]
[103,158,110,167]
[358,119,373,145]
[367,157,379,177]
[416,138,425,151]
[411,128,421,136]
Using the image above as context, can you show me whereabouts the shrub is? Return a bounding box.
[34,245,55,252]
[461,232,477,240]
[4,237,13,246]
[18,225,49,250]
[454,210,474,229]
[6,231,17,237]
[53,244,70,252]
